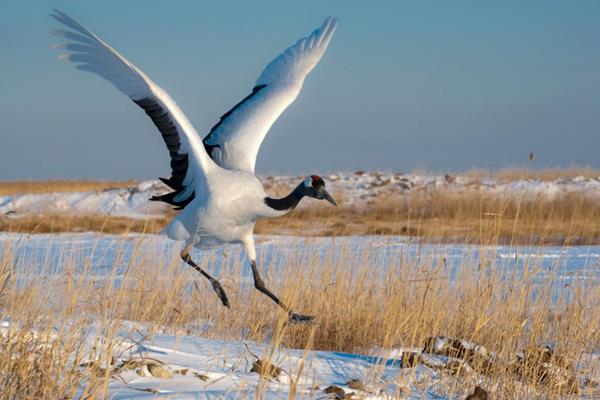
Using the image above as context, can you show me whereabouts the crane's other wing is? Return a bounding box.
[203,17,338,173]
[51,9,216,209]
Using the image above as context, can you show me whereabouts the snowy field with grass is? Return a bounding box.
[1,232,599,289]
[1,231,599,398]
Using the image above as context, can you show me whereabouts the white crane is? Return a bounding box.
[51,10,338,322]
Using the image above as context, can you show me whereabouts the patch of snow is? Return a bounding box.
[0,232,598,302]
[0,180,169,218]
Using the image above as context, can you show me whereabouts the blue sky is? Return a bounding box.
[1,1,599,180]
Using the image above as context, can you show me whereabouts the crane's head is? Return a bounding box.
[303,175,337,206]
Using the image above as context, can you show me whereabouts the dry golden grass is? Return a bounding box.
[0,180,137,196]
[258,189,600,245]
[0,214,169,235]
[463,166,600,181]
[3,187,600,245]
[0,225,598,398]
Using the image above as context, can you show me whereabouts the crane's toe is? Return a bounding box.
[288,313,315,324]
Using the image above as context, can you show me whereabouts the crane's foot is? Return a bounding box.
[288,312,315,324]
[210,279,230,308]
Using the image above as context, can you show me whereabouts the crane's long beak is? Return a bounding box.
[322,189,338,207]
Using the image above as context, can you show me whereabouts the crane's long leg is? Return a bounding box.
[181,249,230,308]
[249,260,314,323]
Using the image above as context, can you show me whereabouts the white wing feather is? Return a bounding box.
[203,17,338,173]
[51,9,216,200]
[256,16,337,87]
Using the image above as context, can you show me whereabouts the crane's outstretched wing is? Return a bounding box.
[51,9,216,209]
[203,17,338,173]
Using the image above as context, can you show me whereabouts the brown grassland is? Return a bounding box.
[0,171,599,398]
[467,166,600,181]
[0,180,137,196]
[2,187,600,246]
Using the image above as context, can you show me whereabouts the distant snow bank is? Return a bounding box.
[310,171,600,201]
[1,172,599,217]
[0,180,169,218]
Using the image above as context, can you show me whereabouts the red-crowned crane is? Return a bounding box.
[51,10,338,322]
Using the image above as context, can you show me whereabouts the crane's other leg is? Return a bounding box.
[249,260,314,323]
[243,235,313,322]
[181,246,230,308]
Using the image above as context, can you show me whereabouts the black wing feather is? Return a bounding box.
[133,97,194,208]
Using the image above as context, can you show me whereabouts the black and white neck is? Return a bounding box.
[264,182,307,213]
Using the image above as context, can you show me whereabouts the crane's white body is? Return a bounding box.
[51,10,337,262]
[167,169,278,257]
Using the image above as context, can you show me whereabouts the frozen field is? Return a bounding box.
[0,232,599,398]
[1,232,598,290]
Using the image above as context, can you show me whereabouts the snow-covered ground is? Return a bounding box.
[0,319,513,399]
[1,232,599,398]
[87,328,434,399]
[1,232,599,290]
[1,172,600,217]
